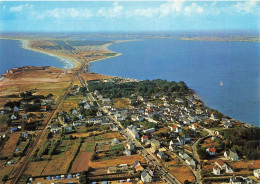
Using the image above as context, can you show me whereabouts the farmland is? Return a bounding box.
[89,155,146,169]
[0,133,20,156]
[166,155,195,183]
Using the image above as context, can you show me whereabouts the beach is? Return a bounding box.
[20,39,80,70]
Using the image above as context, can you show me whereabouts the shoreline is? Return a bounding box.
[20,39,81,70]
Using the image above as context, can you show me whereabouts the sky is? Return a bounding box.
[0,1,259,32]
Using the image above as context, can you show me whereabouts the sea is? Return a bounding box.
[0,39,73,76]
[0,37,259,126]
[89,39,260,126]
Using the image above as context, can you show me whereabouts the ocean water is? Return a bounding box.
[0,39,73,76]
[90,39,260,126]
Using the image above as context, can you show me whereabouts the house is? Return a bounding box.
[230,175,253,184]
[22,113,28,119]
[157,151,164,159]
[184,135,191,142]
[175,98,184,103]
[13,106,19,112]
[253,169,260,178]
[214,159,233,175]
[111,138,120,146]
[176,126,182,133]
[143,128,155,134]
[213,166,221,175]
[135,164,144,172]
[215,159,227,170]
[141,135,149,143]
[137,96,145,101]
[127,126,139,139]
[107,167,117,174]
[96,111,103,117]
[191,123,198,131]
[72,109,78,115]
[11,114,18,120]
[183,119,191,125]
[151,139,160,149]
[176,136,185,145]
[41,106,47,111]
[179,150,189,160]
[224,149,239,161]
[65,126,72,131]
[210,113,218,120]
[50,126,59,133]
[124,149,131,156]
[223,121,233,128]
[127,142,135,151]
[84,103,91,109]
[118,164,129,171]
[141,171,152,183]
[146,167,154,177]
[206,148,216,156]
[185,157,196,166]
[73,122,82,126]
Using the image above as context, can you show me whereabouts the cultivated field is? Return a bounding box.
[70,152,92,173]
[80,73,112,81]
[0,133,20,156]
[166,155,195,183]
[89,154,146,168]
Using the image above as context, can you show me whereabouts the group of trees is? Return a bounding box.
[87,79,190,99]
[221,127,260,160]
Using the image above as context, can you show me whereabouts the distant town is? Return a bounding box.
[0,36,259,184]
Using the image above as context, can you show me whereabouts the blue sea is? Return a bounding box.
[90,39,260,126]
[0,39,73,76]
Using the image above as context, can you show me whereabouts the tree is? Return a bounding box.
[2,175,8,182]
[184,180,190,184]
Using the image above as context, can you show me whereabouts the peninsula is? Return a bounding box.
[0,34,259,184]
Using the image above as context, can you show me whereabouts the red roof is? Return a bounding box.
[215,159,225,167]
[209,148,216,152]
[142,135,148,139]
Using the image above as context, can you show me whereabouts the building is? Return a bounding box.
[107,167,117,174]
[141,171,152,183]
[224,149,239,161]
[253,169,260,178]
[206,147,216,156]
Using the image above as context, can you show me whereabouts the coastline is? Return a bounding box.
[20,39,81,70]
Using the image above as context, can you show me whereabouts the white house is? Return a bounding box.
[224,149,239,161]
[179,151,189,160]
[253,169,260,178]
[141,171,152,183]
[213,166,221,175]
[11,114,17,120]
[185,157,196,166]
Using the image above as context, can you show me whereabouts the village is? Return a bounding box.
[0,74,259,184]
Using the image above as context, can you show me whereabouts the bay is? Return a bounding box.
[90,39,260,126]
[0,39,73,76]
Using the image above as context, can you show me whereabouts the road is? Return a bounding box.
[82,81,180,184]
[190,127,214,184]
[9,64,86,184]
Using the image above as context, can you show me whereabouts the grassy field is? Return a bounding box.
[166,154,195,183]
[25,140,81,176]
[89,154,145,169]
[94,132,125,141]
[113,98,130,109]
[0,133,20,156]
[61,95,85,111]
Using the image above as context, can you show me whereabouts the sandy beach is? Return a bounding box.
[20,39,81,70]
